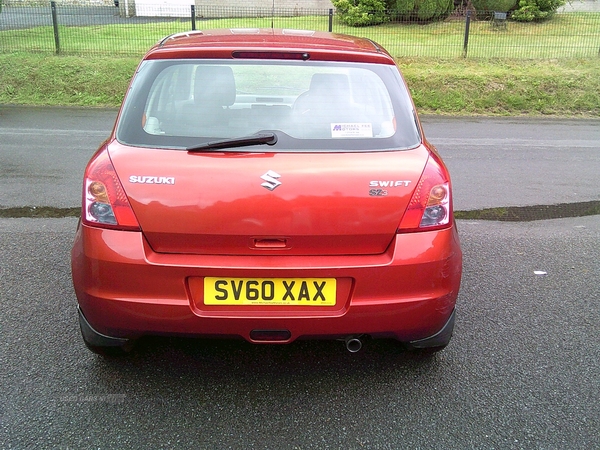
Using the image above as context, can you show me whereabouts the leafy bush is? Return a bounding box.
[511,0,566,21]
[332,0,389,26]
[390,0,454,22]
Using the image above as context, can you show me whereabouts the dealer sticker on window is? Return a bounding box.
[204,277,336,306]
[331,123,373,138]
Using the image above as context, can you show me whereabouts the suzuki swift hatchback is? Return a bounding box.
[71,29,462,355]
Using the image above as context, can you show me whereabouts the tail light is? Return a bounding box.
[82,148,140,231]
[398,154,452,233]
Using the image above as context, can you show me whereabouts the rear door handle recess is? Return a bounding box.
[253,238,287,249]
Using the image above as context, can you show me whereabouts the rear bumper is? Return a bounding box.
[407,308,455,349]
[78,306,130,348]
[71,223,462,346]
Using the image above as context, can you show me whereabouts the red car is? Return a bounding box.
[71,28,462,355]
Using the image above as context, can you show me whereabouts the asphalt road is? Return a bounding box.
[1,216,598,448]
[1,107,599,448]
[1,105,599,211]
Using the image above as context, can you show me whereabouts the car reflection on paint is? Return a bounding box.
[71,28,462,356]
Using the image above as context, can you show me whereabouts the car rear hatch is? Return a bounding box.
[108,143,429,256]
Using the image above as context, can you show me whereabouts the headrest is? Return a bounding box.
[309,73,350,95]
[194,65,236,106]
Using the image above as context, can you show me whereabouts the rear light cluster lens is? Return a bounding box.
[420,183,449,227]
[87,181,116,224]
[398,155,452,232]
[82,149,140,231]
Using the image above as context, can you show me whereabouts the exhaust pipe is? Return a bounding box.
[344,336,363,353]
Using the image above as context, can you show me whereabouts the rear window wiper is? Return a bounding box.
[186,132,278,152]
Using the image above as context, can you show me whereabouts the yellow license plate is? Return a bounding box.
[204,277,336,306]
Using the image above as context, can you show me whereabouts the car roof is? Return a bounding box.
[144,28,395,65]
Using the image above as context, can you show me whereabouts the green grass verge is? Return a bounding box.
[0,53,139,107]
[400,58,600,116]
[1,52,598,116]
[1,11,599,115]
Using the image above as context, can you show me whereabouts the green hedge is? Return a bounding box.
[333,0,455,26]
[391,0,454,21]
[472,0,518,15]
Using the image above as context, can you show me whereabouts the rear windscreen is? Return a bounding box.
[116,59,421,151]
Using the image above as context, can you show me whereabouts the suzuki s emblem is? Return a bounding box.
[260,170,282,191]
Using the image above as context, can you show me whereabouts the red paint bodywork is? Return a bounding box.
[108,142,431,256]
[71,220,461,343]
[71,29,462,347]
[145,29,397,64]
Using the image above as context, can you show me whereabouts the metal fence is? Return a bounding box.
[1,3,599,59]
